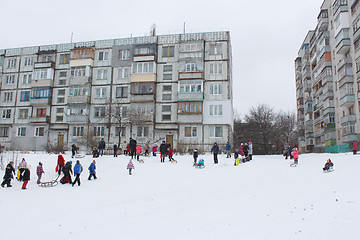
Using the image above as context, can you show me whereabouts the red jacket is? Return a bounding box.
[293,149,299,159]
[353,142,357,151]
[169,149,174,156]
[57,155,65,166]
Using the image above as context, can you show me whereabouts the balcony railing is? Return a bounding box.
[340,94,355,107]
[341,115,357,124]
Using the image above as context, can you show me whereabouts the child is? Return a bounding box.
[1,161,15,187]
[198,158,204,167]
[92,147,99,158]
[168,148,174,161]
[293,148,299,164]
[136,144,142,161]
[234,149,240,166]
[126,144,131,155]
[127,159,135,175]
[57,154,65,176]
[18,158,27,181]
[193,149,198,164]
[22,164,31,189]
[323,159,334,171]
[152,144,157,157]
[36,162,45,184]
[88,160,97,180]
[114,143,118,157]
[72,160,83,186]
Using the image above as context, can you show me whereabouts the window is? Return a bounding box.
[4,92,13,102]
[93,126,105,136]
[69,105,87,115]
[71,48,94,59]
[115,127,126,137]
[73,126,84,136]
[59,79,66,85]
[22,74,32,84]
[56,108,64,114]
[115,106,128,117]
[41,55,52,62]
[162,94,172,100]
[163,85,172,92]
[134,47,154,55]
[7,58,16,68]
[116,86,128,98]
[2,109,11,119]
[163,74,172,80]
[24,57,33,66]
[36,108,47,117]
[20,91,30,102]
[210,126,223,138]
[57,97,65,103]
[210,84,223,95]
[59,54,70,64]
[178,101,203,114]
[97,69,108,80]
[162,46,175,57]
[179,80,202,92]
[58,89,65,96]
[162,114,171,121]
[94,106,105,117]
[163,65,172,72]
[210,63,223,74]
[33,69,49,80]
[185,63,197,72]
[70,67,86,77]
[132,62,155,74]
[98,51,109,61]
[185,127,197,137]
[184,44,199,52]
[131,82,154,94]
[137,126,149,137]
[210,105,223,116]
[162,105,171,112]
[17,127,26,137]
[59,71,67,78]
[0,127,9,137]
[34,127,45,137]
[118,67,130,79]
[69,85,88,96]
[209,44,222,55]
[6,75,15,85]
[56,116,64,122]
[19,109,29,119]
[95,88,107,98]
[119,49,130,60]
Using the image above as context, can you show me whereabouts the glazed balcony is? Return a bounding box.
[342,134,358,143]
[317,10,329,31]
[340,94,355,107]
[335,29,351,54]
[178,92,204,101]
[341,115,356,124]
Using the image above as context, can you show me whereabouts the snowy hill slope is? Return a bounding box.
[0,152,359,240]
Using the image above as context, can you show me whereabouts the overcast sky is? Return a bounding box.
[0,0,324,118]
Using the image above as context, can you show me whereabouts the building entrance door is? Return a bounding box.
[58,134,64,146]
[166,135,173,149]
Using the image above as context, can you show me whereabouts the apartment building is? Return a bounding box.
[296,0,360,152]
[0,31,233,152]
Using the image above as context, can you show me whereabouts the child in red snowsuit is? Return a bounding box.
[152,145,157,157]
[168,148,174,161]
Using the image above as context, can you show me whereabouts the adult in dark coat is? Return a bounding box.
[211,142,220,164]
[1,161,15,187]
[129,138,137,160]
[71,144,78,158]
[98,138,106,156]
[61,161,73,184]
[159,141,167,163]
[22,167,30,189]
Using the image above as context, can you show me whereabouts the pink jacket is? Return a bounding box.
[353,142,357,151]
[136,145,142,154]
[127,161,135,169]
[293,149,299,159]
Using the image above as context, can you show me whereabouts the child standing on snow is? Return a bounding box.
[127,159,135,175]
[88,160,97,180]
[234,149,240,166]
[168,148,174,161]
[36,162,45,184]
[152,144,157,157]
[293,148,299,164]
[22,164,31,189]
[136,144,142,161]
[193,149,198,164]
[72,160,83,186]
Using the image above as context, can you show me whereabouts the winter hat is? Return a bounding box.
[70,161,73,165]
[194,149,198,152]
[22,158,26,162]
[114,143,117,145]
[93,160,96,163]
[76,160,80,164]
[39,162,43,166]
[249,142,252,144]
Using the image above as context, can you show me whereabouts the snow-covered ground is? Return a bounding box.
[0,152,359,240]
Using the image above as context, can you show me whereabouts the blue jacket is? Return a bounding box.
[211,144,219,154]
[225,143,231,151]
[88,162,96,174]
[74,163,83,174]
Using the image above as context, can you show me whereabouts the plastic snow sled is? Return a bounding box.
[323,167,334,172]
[38,176,59,188]
[170,159,177,163]
[193,163,205,169]
[290,163,298,167]
[75,153,85,158]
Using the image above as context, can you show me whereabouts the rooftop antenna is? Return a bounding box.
[183,22,186,34]
[71,32,73,43]
[150,23,156,36]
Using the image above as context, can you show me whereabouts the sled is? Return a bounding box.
[234,158,240,166]
[38,176,59,188]
[290,163,297,167]
[323,167,334,172]
[16,170,21,180]
[75,153,85,158]
[193,163,205,169]
[139,159,145,163]
[170,159,177,163]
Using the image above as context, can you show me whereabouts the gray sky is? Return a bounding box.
[0,0,323,118]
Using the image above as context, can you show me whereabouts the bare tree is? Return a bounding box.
[78,129,99,154]
[272,111,297,153]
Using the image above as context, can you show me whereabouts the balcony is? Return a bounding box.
[69,76,91,85]
[323,90,334,100]
[341,115,357,124]
[343,134,358,143]
[130,94,154,102]
[179,72,203,80]
[68,95,90,104]
[323,107,335,116]
[178,92,204,101]
[339,76,354,88]
[357,91,360,100]
[30,116,49,123]
[336,39,351,54]
[34,61,55,69]
[318,10,329,31]
[30,97,51,106]
[315,128,325,137]
[67,114,89,123]
[340,94,355,107]
[31,79,53,87]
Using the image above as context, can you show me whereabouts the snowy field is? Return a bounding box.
[0,152,360,240]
